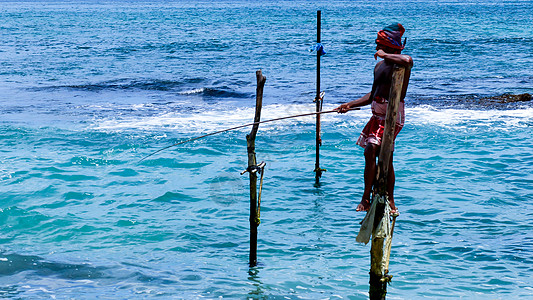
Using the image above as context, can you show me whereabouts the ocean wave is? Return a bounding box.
[0,251,106,279]
[31,78,230,93]
[178,87,251,99]
[32,78,252,99]
[91,102,532,133]
[34,78,197,92]
[407,106,533,128]
[92,103,340,132]
[178,88,206,95]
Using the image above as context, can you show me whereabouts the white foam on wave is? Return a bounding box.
[407,105,533,129]
[178,88,205,95]
[92,103,371,133]
[92,103,532,133]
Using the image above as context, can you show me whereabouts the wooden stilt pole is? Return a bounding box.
[246,70,266,267]
[383,215,398,274]
[314,10,323,184]
[368,65,405,299]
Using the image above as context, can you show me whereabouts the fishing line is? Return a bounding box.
[139,107,360,162]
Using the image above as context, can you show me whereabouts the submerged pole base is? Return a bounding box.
[314,167,326,185]
[314,167,326,176]
[369,272,388,300]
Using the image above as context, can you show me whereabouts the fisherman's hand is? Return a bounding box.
[374,49,387,60]
[335,103,351,113]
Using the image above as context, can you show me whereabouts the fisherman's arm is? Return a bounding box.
[374,50,413,67]
[335,92,372,113]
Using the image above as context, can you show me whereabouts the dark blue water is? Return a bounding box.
[1,1,532,298]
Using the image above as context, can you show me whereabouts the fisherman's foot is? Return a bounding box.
[356,198,371,212]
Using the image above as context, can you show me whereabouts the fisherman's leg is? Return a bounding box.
[387,153,398,214]
[357,143,378,212]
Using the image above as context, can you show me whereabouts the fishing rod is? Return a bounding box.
[139,107,360,162]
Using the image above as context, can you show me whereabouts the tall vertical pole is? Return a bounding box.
[368,65,405,299]
[314,10,322,184]
[247,70,266,267]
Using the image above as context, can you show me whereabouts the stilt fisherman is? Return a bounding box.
[335,23,413,215]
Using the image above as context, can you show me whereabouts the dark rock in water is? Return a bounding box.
[517,93,531,102]
[481,93,532,103]
[410,93,533,109]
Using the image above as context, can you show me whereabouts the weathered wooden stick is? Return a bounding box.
[247,70,266,267]
[378,65,405,182]
[314,10,323,184]
[383,215,398,273]
[369,65,405,300]
[369,230,386,299]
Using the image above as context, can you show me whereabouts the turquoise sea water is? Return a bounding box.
[1,1,532,299]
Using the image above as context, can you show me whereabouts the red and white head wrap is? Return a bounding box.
[376,23,406,50]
